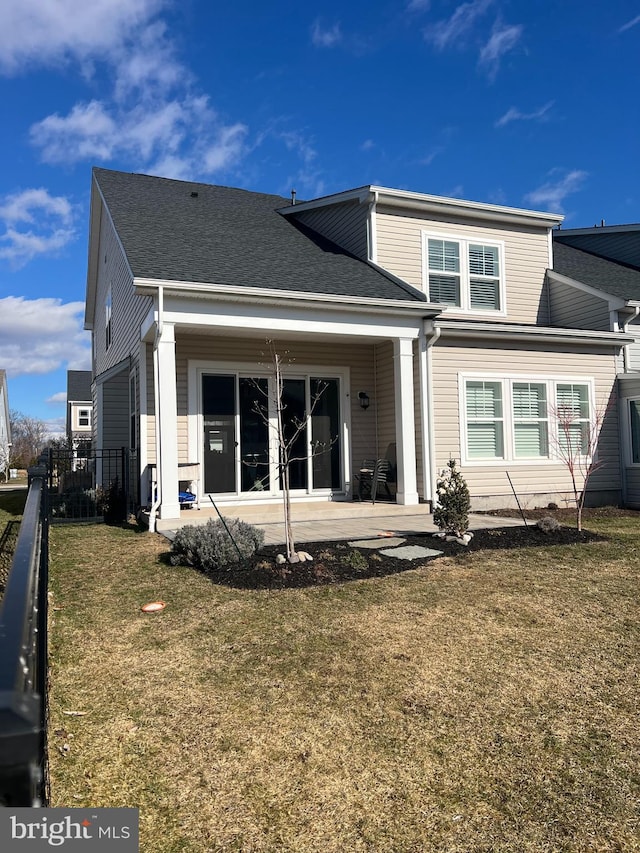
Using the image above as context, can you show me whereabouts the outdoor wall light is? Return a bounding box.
[358,392,370,410]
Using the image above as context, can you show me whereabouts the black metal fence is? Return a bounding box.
[46,447,138,523]
[0,476,49,806]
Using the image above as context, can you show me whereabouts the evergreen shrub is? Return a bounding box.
[171,517,265,572]
[433,458,470,537]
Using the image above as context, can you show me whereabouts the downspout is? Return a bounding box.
[148,286,164,532]
[423,319,441,508]
[622,306,640,373]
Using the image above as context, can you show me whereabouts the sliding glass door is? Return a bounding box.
[201,372,342,496]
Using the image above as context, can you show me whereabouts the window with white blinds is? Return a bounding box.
[425,235,503,311]
[513,382,548,458]
[463,377,592,463]
[556,383,589,456]
[465,381,504,459]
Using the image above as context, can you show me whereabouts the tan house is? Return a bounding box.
[84,168,634,529]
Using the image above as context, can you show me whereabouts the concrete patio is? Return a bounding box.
[156,499,524,545]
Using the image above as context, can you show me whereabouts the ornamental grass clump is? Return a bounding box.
[171,517,265,573]
[433,458,471,539]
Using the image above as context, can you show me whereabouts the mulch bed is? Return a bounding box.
[194,522,603,590]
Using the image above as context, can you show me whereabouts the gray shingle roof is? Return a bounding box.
[552,241,640,302]
[67,370,92,401]
[93,168,426,303]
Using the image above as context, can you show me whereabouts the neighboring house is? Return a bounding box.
[84,168,633,529]
[0,369,10,480]
[66,370,93,455]
[551,229,640,507]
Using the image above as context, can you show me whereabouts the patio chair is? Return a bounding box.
[357,456,394,503]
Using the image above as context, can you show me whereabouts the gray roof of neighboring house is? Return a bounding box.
[67,370,92,402]
[554,226,640,269]
[93,168,427,303]
[552,241,640,302]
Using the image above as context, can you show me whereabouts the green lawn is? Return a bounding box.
[48,512,640,852]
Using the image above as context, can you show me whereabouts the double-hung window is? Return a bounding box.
[425,233,504,312]
[465,381,504,459]
[512,382,548,458]
[462,376,592,463]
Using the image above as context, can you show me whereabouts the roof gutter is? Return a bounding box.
[436,320,633,347]
[133,277,440,317]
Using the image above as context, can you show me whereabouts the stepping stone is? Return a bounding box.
[349,537,406,549]
[379,545,443,561]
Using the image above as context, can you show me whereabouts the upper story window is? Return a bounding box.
[78,408,91,428]
[424,233,504,312]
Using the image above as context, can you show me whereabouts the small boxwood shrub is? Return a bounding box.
[170,517,265,572]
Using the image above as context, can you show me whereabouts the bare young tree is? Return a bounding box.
[550,392,610,531]
[9,410,49,468]
[249,341,335,563]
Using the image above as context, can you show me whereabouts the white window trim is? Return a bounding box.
[625,396,640,467]
[422,230,507,316]
[458,372,596,466]
[187,359,352,500]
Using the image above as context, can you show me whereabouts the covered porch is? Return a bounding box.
[137,283,442,529]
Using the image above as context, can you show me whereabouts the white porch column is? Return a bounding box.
[393,337,419,505]
[155,322,180,519]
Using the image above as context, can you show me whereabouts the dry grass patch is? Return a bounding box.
[48,514,640,852]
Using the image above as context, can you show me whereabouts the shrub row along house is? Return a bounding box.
[84,168,640,529]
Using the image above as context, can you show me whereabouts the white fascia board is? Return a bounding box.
[133,277,439,318]
[369,187,563,229]
[160,295,424,340]
[85,177,135,329]
[277,184,564,229]
[436,319,633,347]
[277,186,371,215]
[546,269,627,309]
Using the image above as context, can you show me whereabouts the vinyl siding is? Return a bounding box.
[102,369,130,449]
[625,469,640,507]
[169,335,379,480]
[431,339,621,508]
[375,206,550,324]
[94,210,153,377]
[292,200,369,260]
[549,279,611,331]
[625,316,640,371]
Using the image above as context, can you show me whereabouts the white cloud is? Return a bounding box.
[619,14,640,33]
[479,22,523,78]
[424,0,493,50]
[495,100,554,128]
[0,188,76,268]
[406,0,430,12]
[524,169,588,212]
[47,391,68,405]
[311,20,343,48]
[0,296,91,376]
[30,94,248,181]
[0,0,166,74]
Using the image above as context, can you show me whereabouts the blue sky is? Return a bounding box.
[0,0,638,433]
